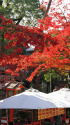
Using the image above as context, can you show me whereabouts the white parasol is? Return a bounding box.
[0,88,70,109]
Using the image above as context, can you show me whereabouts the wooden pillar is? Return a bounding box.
[0,89,2,125]
[39,120,41,125]
[9,109,14,122]
[6,89,9,125]
[9,90,16,123]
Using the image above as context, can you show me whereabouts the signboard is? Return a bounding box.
[38,108,65,120]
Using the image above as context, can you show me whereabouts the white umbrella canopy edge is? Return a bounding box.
[0,88,70,109]
[47,88,70,107]
[0,88,57,109]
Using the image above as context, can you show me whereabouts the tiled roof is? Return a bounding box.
[3,81,24,89]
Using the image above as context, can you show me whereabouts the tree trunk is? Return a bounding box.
[44,0,52,18]
[0,28,5,53]
[50,69,52,92]
[0,0,2,6]
[35,75,40,90]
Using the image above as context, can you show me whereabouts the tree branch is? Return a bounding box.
[44,0,52,18]
[12,17,23,25]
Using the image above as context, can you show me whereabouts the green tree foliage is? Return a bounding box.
[44,69,60,82]
[0,0,45,26]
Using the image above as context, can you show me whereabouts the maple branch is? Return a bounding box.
[54,14,65,28]
[59,6,68,27]
[44,0,52,18]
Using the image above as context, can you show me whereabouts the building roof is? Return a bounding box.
[3,81,24,90]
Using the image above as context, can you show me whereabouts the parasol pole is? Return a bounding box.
[32,109,33,125]
[6,91,8,125]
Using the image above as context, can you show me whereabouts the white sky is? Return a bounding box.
[39,0,70,18]
[39,0,70,3]
[39,0,70,11]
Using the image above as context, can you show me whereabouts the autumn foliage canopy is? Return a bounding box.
[0,0,70,82]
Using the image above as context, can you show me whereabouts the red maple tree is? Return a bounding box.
[0,0,70,82]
